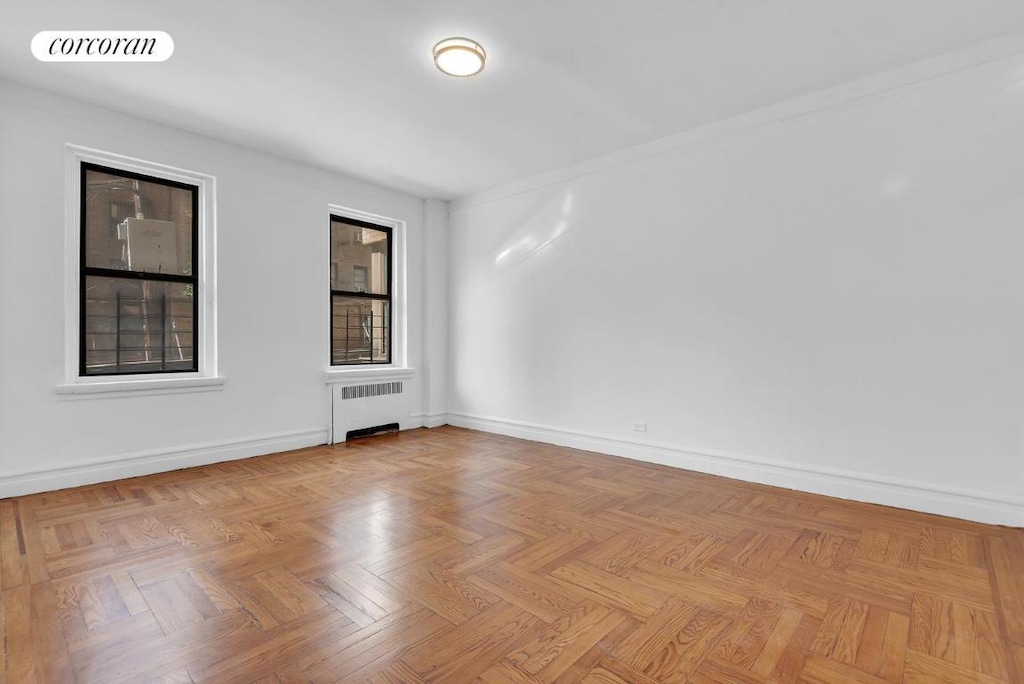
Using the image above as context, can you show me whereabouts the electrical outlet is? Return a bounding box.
[632,422,647,432]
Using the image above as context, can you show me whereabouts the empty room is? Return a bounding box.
[1,2,1023,682]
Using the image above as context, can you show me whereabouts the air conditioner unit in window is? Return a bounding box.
[117,217,178,273]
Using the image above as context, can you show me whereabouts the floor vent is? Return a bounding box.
[341,381,403,401]
[346,423,400,440]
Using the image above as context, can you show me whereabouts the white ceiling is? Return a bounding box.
[1,1,1022,200]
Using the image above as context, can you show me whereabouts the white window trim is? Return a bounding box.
[325,203,411,384]
[324,366,415,385]
[57,144,222,399]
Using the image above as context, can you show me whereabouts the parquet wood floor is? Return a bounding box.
[2,426,1022,683]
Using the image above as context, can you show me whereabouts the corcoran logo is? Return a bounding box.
[31,31,174,62]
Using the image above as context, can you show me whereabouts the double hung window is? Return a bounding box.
[80,163,198,375]
[330,216,392,365]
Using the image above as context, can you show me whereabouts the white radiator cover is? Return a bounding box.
[331,380,411,443]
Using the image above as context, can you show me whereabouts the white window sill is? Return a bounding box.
[55,375,227,400]
[325,367,415,385]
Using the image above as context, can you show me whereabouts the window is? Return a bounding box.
[80,163,198,375]
[60,145,219,396]
[353,265,368,293]
[330,215,391,365]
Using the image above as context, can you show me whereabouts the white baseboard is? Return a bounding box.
[421,413,449,429]
[446,412,1024,528]
[12,415,1017,527]
[0,428,329,498]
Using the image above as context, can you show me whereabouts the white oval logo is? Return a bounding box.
[31,31,174,62]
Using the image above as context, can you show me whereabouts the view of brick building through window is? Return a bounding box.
[81,165,197,375]
[329,216,390,364]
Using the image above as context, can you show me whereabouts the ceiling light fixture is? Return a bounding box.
[433,37,486,77]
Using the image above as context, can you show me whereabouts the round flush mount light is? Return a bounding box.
[433,37,486,77]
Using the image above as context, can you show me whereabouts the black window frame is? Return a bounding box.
[80,161,200,377]
[329,215,393,366]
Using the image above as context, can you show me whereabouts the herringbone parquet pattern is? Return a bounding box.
[2,426,1022,683]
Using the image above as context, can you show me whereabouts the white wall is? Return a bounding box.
[0,80,443,495]
[448,51,1024,525]
[423,198,450,427]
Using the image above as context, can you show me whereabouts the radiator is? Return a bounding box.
[331,380,411,443]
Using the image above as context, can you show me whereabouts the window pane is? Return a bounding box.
[330,219,388,294]
[332,296,389,364]
[83,276,195,374]
[84,168,194,275]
